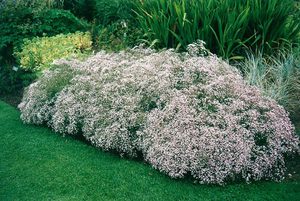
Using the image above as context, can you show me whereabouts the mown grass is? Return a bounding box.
[0,101,299,201]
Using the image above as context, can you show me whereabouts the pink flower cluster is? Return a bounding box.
[19,46,299,184]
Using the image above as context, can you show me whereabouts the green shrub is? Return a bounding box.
[63,0,138,24]
[134,0,300,59]
[0,0,63,11]
[33,9,90,36]
[95,20,142,51]
[0,8,89,64]
[94,0,138,25]
[0,1,90,97]
[63,0,96,20]
[0,2,70,53]
[15,32,92,72]
[0,64,36,96]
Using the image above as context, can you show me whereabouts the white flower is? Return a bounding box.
[19,47,299,184]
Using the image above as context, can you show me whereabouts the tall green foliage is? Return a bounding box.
[63,0,138,24]
[94,0,138,25]
[240,48,300,118]
[135,0,300,59]
[63,0,95,20]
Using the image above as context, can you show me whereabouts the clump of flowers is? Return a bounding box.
[19,64,78,124]
[19,45,299,184]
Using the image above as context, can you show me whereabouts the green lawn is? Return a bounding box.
[0,101,299,201]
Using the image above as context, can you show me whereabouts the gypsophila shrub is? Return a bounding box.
[19,44,299,184]
[19,64,80,124]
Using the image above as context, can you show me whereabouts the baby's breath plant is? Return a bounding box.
[19,64,79,124]
[19,45,299,184]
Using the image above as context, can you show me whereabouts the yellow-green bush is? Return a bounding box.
[15,32,92,72]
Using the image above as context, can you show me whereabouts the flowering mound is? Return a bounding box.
[19,45,299,184]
